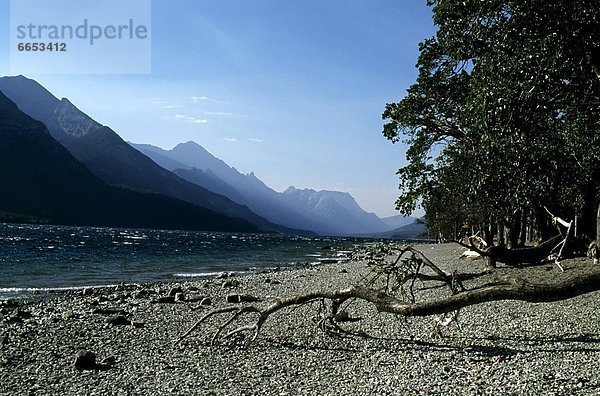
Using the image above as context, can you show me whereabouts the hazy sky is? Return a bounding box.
[0,1,435,217]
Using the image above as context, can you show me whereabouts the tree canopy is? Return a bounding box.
[383,0,600,244]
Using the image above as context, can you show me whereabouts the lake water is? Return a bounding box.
[0,223,363,297]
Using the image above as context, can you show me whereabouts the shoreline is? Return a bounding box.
[2,243,600,395]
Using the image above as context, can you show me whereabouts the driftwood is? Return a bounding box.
[177,271,600,346]
[455,208,576,270]
[177,244,600,346]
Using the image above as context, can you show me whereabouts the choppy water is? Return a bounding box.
[0,223,363,297]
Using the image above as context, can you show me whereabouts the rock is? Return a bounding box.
[14,310,32,319]
[131,321,145,328]
[222,280,240,288]
[339,269,348,274]
[105,315,131,326]
[226,294,260,303]
[1,334,8,346]
[5,316,22,324]
[152,296,176,304]
[74,350,97,372]
[174,292,186,302]
[186,295,206,303]
[200,297,212,306]
[62,311,75,319]
[5,310,32,324]
[132,289,149,299]
[92,308,128,316]
[82,288,94,296]
[101,356,117,365]
[334,310,350,322]
[168,286,183,297]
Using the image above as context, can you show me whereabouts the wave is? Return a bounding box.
[0,284,122,298]
[172,271,248,278]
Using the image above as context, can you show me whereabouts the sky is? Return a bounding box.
[0,0,435,218]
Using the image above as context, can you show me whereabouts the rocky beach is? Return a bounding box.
[1,243,599,395]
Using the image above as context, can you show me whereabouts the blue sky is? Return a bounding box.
[0,0,435,217]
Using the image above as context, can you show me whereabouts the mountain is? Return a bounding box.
[281,187,390,234]
[132,141,393,235]
[0,75,289,233]
[381,215,415,230]
[0,90,258,232]
[386,221,428,240]
[132,141,338,234]
[365,218,428,240]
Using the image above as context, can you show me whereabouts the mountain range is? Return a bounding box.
[0,75,420,236]
[131,141,412,235]
[0,75,292,233]
[0,90,257,232]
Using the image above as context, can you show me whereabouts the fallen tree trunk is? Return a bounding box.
[177,271,600,346]
[485,234,562,268]
[457,234,562,268]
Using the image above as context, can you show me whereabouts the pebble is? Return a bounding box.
[0,243,598,395]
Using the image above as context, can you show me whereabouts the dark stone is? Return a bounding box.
[186,295,206,303]
[101,356,117,365]
[334,311,350,322]
[339,268,348,273]
[200,297,212,306]
[153,296,175,304]
[82,288,94,296]
[93,308,128,316]
[226,294,260,303]
[168,286,183,297]
[74,350,97,372]
[14,310,32,319]
[174,292,185,302]
[221,280,240,288]
[5,309,31,324]
[105,315,131,326]
[1,334,8,345]
[0,299,17,308]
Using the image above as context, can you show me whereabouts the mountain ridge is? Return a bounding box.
[132,141,407,235]
[0,90,258,232]
[0,75,296,234]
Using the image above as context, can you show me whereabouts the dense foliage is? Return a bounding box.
[384,0,600,243]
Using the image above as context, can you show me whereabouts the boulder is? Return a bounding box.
[105,315,131,326]
[74,350,97,372]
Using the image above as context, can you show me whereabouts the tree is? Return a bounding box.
[383,0,600,248]
[178,1,600,347]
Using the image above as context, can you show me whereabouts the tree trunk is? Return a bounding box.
[518,210,527,247]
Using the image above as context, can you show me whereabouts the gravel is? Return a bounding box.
[1,243,599,395]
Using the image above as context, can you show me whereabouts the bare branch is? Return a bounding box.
[177,270,600,346]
